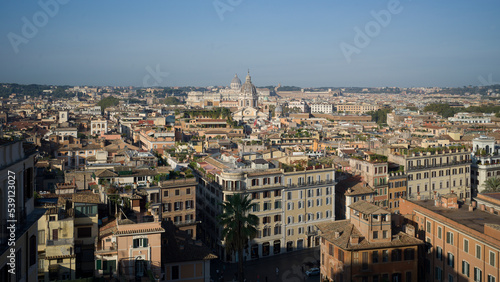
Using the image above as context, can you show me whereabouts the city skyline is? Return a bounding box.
[1,0,500,87]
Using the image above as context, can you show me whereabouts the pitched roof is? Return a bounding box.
[72,193,100,204]
[317,221,423,251]
[349,200,388,215]
[96,169,118,178]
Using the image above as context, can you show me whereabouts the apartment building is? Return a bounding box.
[158,178,198,238]
[349,153,389,207]
[336,104,378,114]
[0,140,44,282]
[471,136,500,194]
[448,112,492,124]
[288,100,309,113]
[318,201,423,282]
[311,102,334,114]
[389,145,472,201]
[90,119,108,136]
[400,195,500,282]
[387,172,407,213]
[37,193,100,281]
[194,157,336,262]
[37,206,76,281]
[138,128,181,152]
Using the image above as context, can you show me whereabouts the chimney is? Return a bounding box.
[335,231,341,238]
[489,207,495,214]
[472,201,477,208]
[469,205,474,212]
[434,198,441,207]
[417,192,421,200]
[350,235,359,245]
[480,204,486,211]
[146,181,150,188]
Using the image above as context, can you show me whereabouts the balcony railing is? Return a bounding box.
[407,160,471,171]
[286,179,336,189]
[96,242,117,253]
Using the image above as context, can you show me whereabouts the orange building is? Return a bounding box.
[318,201,423,282]
[400,194,500,282]
[159,178,198,239]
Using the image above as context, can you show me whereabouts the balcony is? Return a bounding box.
[47,238,74,246]
[96,242,117,254]
[286,179,336,189]
[407,160,471,172]
[306,230,318,236]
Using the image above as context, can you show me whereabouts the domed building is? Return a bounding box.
[232,71,269,123]
[230,74,241,90]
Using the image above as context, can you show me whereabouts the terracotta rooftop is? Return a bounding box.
[114,227,165,236]
[408,199,500,238]
[72,193,100,204]
[317,220,423,251]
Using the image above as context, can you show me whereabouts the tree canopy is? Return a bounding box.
[482,177,500,193]
[367,108,392,125]
[98,96,120,111]
[217,194,258,281]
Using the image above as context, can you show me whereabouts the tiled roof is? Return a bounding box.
[96,169,118,178]
[317,220,423,250]
[114,227,165,236]
[72,193,100,204]
[349,201,389,215]
[46,254,76,260]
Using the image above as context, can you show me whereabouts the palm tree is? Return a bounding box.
[482,177,500,193]
[217,194,258,282]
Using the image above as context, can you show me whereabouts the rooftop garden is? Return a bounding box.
[153,169,195,184]
[368,154,388,163]
[281,129,312,138]
[409,145,468,155]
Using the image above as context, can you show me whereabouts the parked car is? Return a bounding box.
[305,267,320,276]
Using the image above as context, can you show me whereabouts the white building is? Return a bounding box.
[288,100,309,113]
[59,111,68,123]
[90,119,108,136]
[53,127,78,138]
[310,102,334,114]
[448,112,492,123]
[471,136,500,194]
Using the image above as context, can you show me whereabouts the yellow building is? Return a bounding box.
[195,157,336,262]
[37,193,100,281]
[37,206,76,281]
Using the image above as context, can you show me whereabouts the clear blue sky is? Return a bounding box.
[1,0,499,87]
